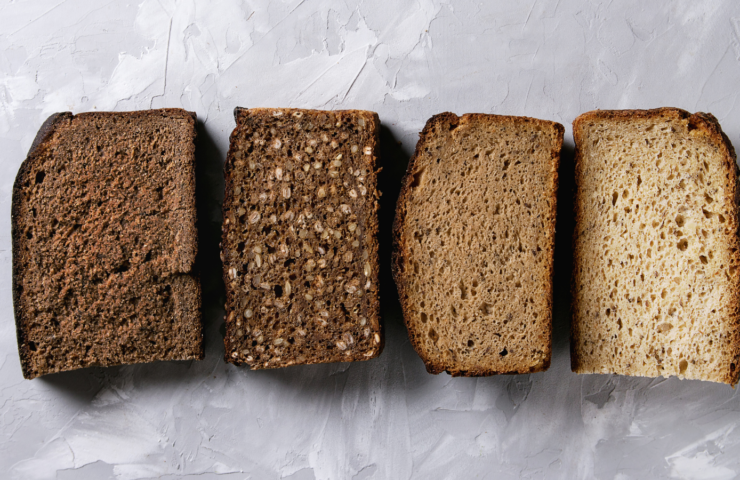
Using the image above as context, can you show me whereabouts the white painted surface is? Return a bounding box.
[2,1,740,478]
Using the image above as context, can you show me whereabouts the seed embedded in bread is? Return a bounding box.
[571,108,740,385]
[12,109,204,379]
[221,107,383,369]
[393,112,563,376]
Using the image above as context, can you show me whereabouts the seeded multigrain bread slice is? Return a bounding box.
[12,109,203,379]
[222,108,383,368]
[572,108,740,385]
[393,113,563,376]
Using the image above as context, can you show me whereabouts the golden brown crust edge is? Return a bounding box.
[12,110,203,379]
[570,108,740,385]
[223,107,384,368]
[392,112,564,376]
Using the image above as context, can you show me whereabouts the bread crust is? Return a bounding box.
[571,108,740,385]
[393,112,564,376]
[222,107,384,368]
[12,109,203,379]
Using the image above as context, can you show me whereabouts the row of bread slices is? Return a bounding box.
[13,107,740,385]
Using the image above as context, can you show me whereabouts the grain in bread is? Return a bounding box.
[393,113,563,375]
[221,108,383,368]
[571,108,740,385]
[12,109,203,379]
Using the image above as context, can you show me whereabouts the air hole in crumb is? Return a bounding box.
[410,168,426,188]
[699,255,708,265]
[35,171,45,184]
[677,239,688,251]
[499,348,508,356]
[467,340,474,347]
[428,328,439,343]
[28,341,37,351]
[718,214,726,223]
[420,312,428,323]
[675,215,685,227]
[274,285,283,297]
[612,192,618,206]
[679,359,688,374]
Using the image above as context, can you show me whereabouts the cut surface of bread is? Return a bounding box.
[12,109,203,379]
[393,113,563,376]
[571,108,740,385]
[222,108,383,369]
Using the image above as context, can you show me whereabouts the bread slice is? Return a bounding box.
[393,113,563,376]
[571,108,740,385]
[11,109,203,379]
[222,108,383,368]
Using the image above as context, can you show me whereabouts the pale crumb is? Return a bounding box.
[273,111,283,117]
[340,204,351,214]
[285,280,292,296]
[348,223,357,232]
[282,186,291,198]
[329,170,339,178]
[343,332,354,346]
[336,340,347,351]
[228,311,235,322]
[364,350,375,357]
[275,167,283,179]
[359,317,367,326]
[234,186,242,195]
[314,161,322,169]
[245,309,253,318]
[255,254,262,268]
[358,117,366,127]
[318,187,326,198]
[273,139,282,149]
[331,140,339,149]
[260,282,271,290]
[351,145,359,153]
[249,212,261,224]
[303,163,310,172]
[352,240,360,247]
[309,139,318,147]
[305,146,314,154]
[231,351,238,358]
[349,189,357,198]
[364,262,372,277]
[359,185,367,196]
[247,355,254,362]
[374,333,381,344]
[229,267,237,279]
[364,146,372,155]
[322,133,329,142]
[305,293,313,301]
[253,246,262,254]
[292,111,303,118]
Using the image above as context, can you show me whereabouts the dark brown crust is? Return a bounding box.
[12,109,203,379]
[570,107,740,385]
[222,107,384,368]
[392,112,564,376]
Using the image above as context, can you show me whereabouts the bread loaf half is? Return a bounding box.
[393,113,563,376]
[572,108,740,385]
[12,109,203,379]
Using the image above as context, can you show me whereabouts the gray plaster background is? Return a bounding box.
[2,1,740,479]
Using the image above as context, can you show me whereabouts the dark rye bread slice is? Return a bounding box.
[393,113,563,376]
[572,108,740,385]
[222,107,383,368]
[12,109,203,379]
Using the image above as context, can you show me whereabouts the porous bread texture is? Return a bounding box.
[222,107,383,369]
[12,109,203,379]
[393,113,563,376]
[571,108,740,385]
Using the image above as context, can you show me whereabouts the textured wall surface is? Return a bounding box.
[3,1,740,479]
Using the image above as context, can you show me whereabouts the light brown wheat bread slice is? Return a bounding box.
[393,113,563,376]
[12,109,203,379]
[221,107,383,369]
[571,108,740,385]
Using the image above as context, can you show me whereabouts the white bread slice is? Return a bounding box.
[571,108,740,385]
